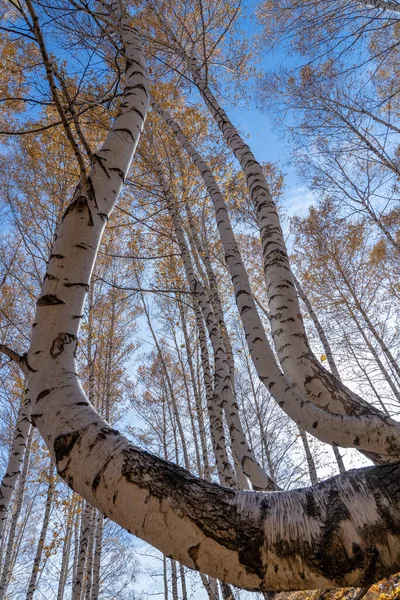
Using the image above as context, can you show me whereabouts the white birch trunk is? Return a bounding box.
[90,512,104,600]
[84,509,96,600]
[152,101,400,461]
[193,299,236,486]
[181,64,388,425]
[163,555,169,600]
[18,9,400,592]
[0,426,33,600]
[57,505,73,600]
[359,0,400,14]
[294,278,346,474]
[73,502,94,600]
[220,581,236,600]
[200,574,219,600]
[171,558,179,600]
[0,394,31,543]
[298,426,319,485]
[26,459,55,600]
[72,500,81,590]
[179,563,188,600]
[156,167,275,491]
[178,300,210,478]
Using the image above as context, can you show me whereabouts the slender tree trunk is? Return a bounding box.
[171,312,203,476]
[298,426,318,485]
[0,426,33,600]
[180,66,369,419]
[163,555,169,600]
[57,504,74,600]
[72,500,81,590]
[154,102,398,459]
[220,581,236,600]
[20,10,400,591]
[339,272,400,384]
[179,563,188,600]
[178,299,210,478]
[200,574,219,600]
[171,559,179,600]
[84,509,96,600]
[72,502,94,600]
[26,459,55,600]
[90,512,104,600]
[141,293,190,469]
[190,267,236,486]
[0,394,31,543]
[294,278,346,474]
[158,169,275,490]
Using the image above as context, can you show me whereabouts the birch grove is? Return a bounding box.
[1,0,400,598]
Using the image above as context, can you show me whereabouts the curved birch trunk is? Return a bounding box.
[151,101,400,461]
[0,394,31,543]
[293,278,346,474]
[20,10,400,592]
[182,62,389,424]
[156,166,276,491]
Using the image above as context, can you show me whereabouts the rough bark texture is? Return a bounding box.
[152,101,400,461]
[183,62,395,433]
[20,8,400,593]
[156,165,275,491]
[360,0,400,14]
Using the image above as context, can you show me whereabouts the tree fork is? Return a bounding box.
[21,9,400,592]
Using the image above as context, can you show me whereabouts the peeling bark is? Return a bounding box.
[22,8,400,593]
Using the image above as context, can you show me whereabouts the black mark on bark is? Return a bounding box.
[50,332,77,358]
[37,294,65,306]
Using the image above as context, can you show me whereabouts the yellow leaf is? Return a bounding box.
[320,354,327,362]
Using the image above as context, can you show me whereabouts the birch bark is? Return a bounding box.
[152,101,400,460]
[0,427,33,600]
[156,165,275,491]
[0,393,31,542]
[294,278,346,473]
[26,459,55,600]
[57,508,73,600]
[73,502,95,600]
[359,1,400,15]
[181,61,385,422]
[18,5,400,592]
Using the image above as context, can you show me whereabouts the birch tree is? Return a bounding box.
[3,0,400,595]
